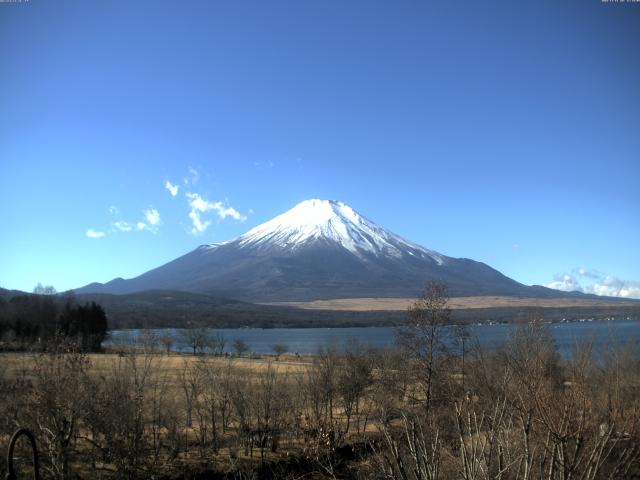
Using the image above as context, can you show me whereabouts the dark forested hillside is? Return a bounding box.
[0,292,108,351]
[74,290,640,329]
[2,288,638,332]
[72,290,401,329]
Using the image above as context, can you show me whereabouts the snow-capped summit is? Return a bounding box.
[234,199,444,263]
[75,199,534,301]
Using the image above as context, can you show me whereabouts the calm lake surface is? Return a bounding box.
[109,319,640,357]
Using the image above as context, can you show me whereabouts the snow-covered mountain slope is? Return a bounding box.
[74,199,560,301]
[232,199,444,263]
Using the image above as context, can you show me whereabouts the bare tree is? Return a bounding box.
[209,331,226,356]
[181,325,210,355]
[159,332,173,355]
[314,345,339,426]
[29,343,90,479]
[233,338,249,357]
[138,329,159,354]
[33,283,57,295]
[397,281,450,413]
[193,356,238,456]
[253,363,291,461]
[336,342,372,434]
[83,351,158,478]
[376,411,442,480]
[179,359,200,428]
[218,358,235,433]
[453,323,471,393]
[271,343,288,360]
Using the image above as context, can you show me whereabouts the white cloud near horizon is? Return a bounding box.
[86,229,105,239]
[546,268,640,299]
[165,180,179,197]
[186,192,247,235]
[108,206,119,215]
[584,276,640,299]
[547,274,583,293]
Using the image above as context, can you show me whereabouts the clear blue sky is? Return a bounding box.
[1,0,639,297]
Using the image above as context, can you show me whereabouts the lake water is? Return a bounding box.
[108,319,640,357]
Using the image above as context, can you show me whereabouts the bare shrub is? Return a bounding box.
[83,352,161,478]
[397,281,450,413]
[27,342,91,479]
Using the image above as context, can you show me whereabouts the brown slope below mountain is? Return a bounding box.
[265,295,640,311]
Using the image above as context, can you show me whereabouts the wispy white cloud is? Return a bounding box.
[102,205,163,236]
[546,268,640,299]
[136,208,161,233]
[576,267,600,279]
[188,209,210,234]
[183,166,200,185]
[86,229,105,239]
[546,274,583,293]
[187,193,209,212]
[186,192,246,235]
[114,221,132,232]
[583,276,640,299]
[213,202,245,221]
[253,160,275,169]
[186,193,213,235]
[165,180,179,197]
[145,208,161,226]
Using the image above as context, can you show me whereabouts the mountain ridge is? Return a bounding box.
[73,199,615,302]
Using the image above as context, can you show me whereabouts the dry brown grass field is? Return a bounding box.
[0,352,313,376]
[1,317,639,479]
[1,351,313,382]
[0,349,385,478]
[266,295,639,311]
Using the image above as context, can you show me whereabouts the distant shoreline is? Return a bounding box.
[106,319,640,357]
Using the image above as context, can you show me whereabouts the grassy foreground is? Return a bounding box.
[1,320,639,479]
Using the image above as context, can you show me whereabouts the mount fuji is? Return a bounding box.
[75,199,571,301]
